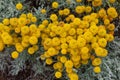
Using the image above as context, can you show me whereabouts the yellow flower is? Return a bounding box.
[52,37,60,46]
[2,18,9,25]
[10,18,18,26]
[75,6,85,14]
[63,8,70,16]
[28,47,35,54]
[69,73,79,80]
[20,14,27,18]
[47,47,58,56]
[16,2,23,10]
[11,51,19,59]
[92,58,102,66]
[81,53,90,60]
[29,24,37,33]
[55,71,62,78]
[101,49,108,57]
[68,28,76,36]
[85,6,92,13]
[44,38,52,46]
[83,31,93,42]
[27,13,33,19]
[52,2,59,8]
[81,47,89,54]
[29,36,38,45]
[21,26,29,35]
[76,28,83,35]
[15,43,24,52]
[60,56,67,63]
[18,17,27,26]
[92,0,102,7]
[89,25,98,35]
[76,0,82,2]
[94,66,101,73]
[63,23,71,31]
[105,34,114,42]
[31,16,37,23]
[59,10,64,15]
[46,58,53,65]
[73,18,81,26]
[2,35,13,45]
[107,24,115,31]
[50,14,58,21]
[107,7,118,18]
[71,55,80,62]
[104,19,110,25]
[42,19,49,26]
[69,39,77,49]
[40,54,46,60]
[98,38,107,47]
[77,37,86,48]
[95,47,104,56]
[98,28,106,37]
[109,0,116,4]
[69,14,75,21]
[61,49,67,54]
[98,8,106,18]
[41,9,46,14]
[65,60,73,68]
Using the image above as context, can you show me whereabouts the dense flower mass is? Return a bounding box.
[0,0,119,80]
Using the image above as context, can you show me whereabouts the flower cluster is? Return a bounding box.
[39,0,118,79]
[0,0,118,80]
[0,12,39,58]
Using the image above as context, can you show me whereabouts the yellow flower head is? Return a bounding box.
[29,36,38,45]
[47,47,57,56]
[65,60,73,68]
[98,8,106,18]
[18,17,27,26]
[31,16,37,23]
[95,47,104,57]
[92,58,102,66]
[94,66,101,73]
[60,56,67,63]
[85,6,92,13]
[75,6,85,14]
[41,9,46,14]
[16,2,23,10]
[46,58,53,65]
[28,47,35,54]
[21,26,29,35]
[98,38,107,47]
[76,0,82,3]
[63,8,70,16]
[55,71,62,78]
[52,2,59,8]
[11,51,19,59]
[107,7,118,18]
[109,0,116,4]
[50,14,58,21]
[3,18,9,25]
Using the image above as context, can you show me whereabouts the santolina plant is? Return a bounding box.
[0,0,119,80]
